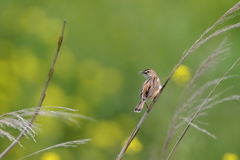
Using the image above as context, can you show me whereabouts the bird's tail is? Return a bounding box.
[134,101,145,113]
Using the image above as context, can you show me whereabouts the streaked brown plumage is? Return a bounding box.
[134,69,162,113]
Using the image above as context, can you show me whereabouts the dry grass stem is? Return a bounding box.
[0,106,94,145]
[36,106,96,123]
[203,95,240,110]
[18,139,91,160]
[182,118,216,139]
[0,20,67,159]
[183,36,231,97]
[165,57,240,160]
[0,129,21,146]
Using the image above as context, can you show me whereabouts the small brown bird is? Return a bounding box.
[134,69,162,113]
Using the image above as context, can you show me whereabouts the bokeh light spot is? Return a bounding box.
[0,59,21,111]
[41,152,61,160]
[41,83,68,107]
[172,64,191,86]
[88,121,123,148]
[223,153,239,160]
[123,137,143,154]
[11,47,41,83]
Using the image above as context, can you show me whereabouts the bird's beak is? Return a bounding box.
[138,71,144,74]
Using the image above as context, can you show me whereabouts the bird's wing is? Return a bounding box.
[140,77,160,100]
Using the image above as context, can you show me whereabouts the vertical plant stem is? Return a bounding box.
[116,112,149,160]
[116,88,168,160]
[0,20,67,159]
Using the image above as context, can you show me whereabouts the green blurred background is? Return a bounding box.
[0,0,239,160]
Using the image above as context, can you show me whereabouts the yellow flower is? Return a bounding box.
[172,64,191,86]
[41,152,61,160]
[222,153,238,160]
[122,137,143,154]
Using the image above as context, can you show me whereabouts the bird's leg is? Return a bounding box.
[145,103,150,109]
